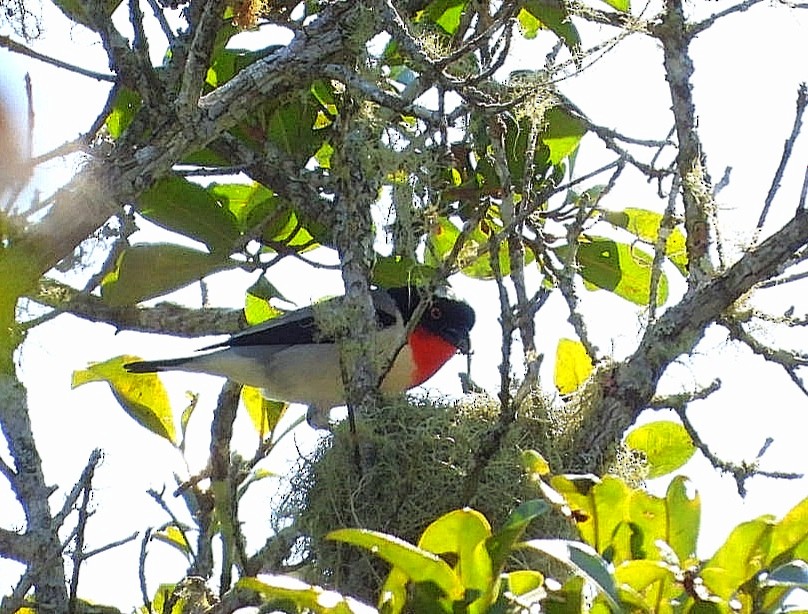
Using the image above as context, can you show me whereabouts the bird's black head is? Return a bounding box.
[386,286,476,353]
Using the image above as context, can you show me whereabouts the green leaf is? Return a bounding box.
[372,256,437,288]
[206,47,264,88]
[265,97,325,163]
[614,559,676,593]
[426,217,534,280]
[72,355,177,444]
[417,0,469,36]
[206,182,277,233]
[558,237,669,306]
[100,243,233,306]
[624,421,696,479]
[520,539,621,611]
[487,500,549,571]
[138,175,241,253]
[51,0,122,29]
[152,526,192,559]
[179,392,199,451]
[520,0,581,53]
[328,528,465,601]
[554,338,594,394]
[243,276,288,325]
[664,476,700,563]
[105,87,141,139]
[600,0,630,11]
[521,449,551,476]
[769,496,808,564]
[418,509,495,612]
[625,488,669,562]
[556,475,633,559]
[543,106,587,166]
[601,207,688,275]
[504,569,545,597]
[241,385,287,439]
[701,518,775,599]
[237,576,372,613]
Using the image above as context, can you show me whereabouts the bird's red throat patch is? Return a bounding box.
[408,326,459,386]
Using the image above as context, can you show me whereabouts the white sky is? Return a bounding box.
[3,0,808,610]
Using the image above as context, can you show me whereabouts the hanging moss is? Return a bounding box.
[272,392,576,602]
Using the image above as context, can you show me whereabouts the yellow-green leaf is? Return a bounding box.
[554,338,594,394]
[236,576,371,613]
[601,207,688,275]
[241,386,287,438]
[153,526,192,558]
[625,421,696,479]
[521,449,551,476]
[100,243,232,306]
[72,355,177,444]
[328,528,464,601]
[571,237,669,306]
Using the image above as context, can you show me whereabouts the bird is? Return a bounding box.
[124,286,475,428]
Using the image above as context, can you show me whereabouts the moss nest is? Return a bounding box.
[272,392,575,601]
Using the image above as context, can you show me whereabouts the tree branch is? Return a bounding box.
[566,208,808,473]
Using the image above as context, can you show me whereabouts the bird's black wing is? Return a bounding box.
[203,288,404,350]
[203,305,325,349]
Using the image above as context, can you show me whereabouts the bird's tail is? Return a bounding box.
[124,357,193,373]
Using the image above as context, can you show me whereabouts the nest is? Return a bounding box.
[272,392,576,603]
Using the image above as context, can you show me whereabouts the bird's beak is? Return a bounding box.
[443,329,471,355]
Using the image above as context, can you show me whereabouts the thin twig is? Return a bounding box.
[756,83,808,235]
[67,478,94,612]
[0,35,115,81]
[139,528,152,614]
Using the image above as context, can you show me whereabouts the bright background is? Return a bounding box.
[3,1,808,609]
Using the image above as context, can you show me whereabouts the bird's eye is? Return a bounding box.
[430,305,442,319]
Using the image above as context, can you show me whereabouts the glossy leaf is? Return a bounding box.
[701,518,774,600]
[417,0,469,36]
[521,539,621,611]
[262,205,320,251]
[521,449,551,476]
[327,528,465,601]
[601,207,688,275]
[100,243,233,306]
[613,559,677,610]
[206,47,264,88]
[624,420,696,479]
[558,237,669,306]
[600,0,630,10]
[138,175,241,253]
[207,182,277,233]
[769,495,808,564]
[418,509,494,612]
[426,216,534,279]
[764,560,808,587]
[51,0,122,29]
[553,475,632,558]
[520,0,581,53]
[372,255,437,288]
[543,106,587,166]
[664,476,700,563]
[505,569,545,596]
[72,355,177,444]
[487,500,549,571]
[244,276,288,325]
[105,87,141,139]
[241,385,287,439]
[266,97,325,162]
[152,526,192,559]
[554,338,594,394]
[237,576,375,613]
